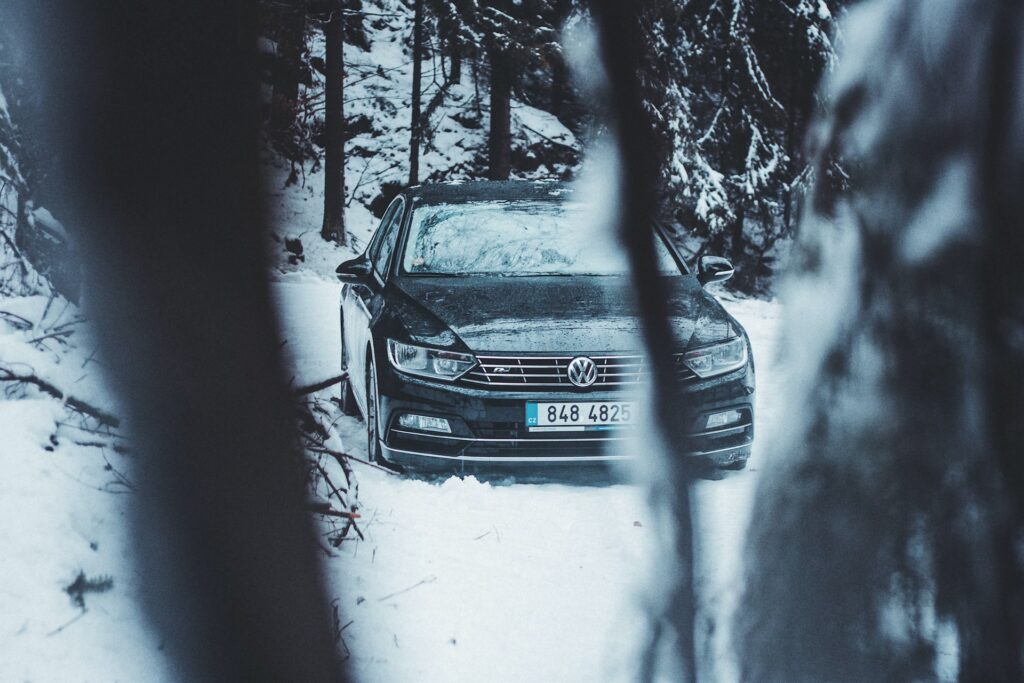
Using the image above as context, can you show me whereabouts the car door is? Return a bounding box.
[341,195,406,414]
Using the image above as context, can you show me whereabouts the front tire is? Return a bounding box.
[366,359,383,462]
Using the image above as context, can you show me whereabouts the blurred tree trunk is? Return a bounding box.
[321,3,346,244]
[487,49,512,180]
[16,1,346,679]
[591,2,701,681]
[738,1,1024,680]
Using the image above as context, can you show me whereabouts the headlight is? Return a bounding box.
[682,337,747,378]
[386,339,476,381]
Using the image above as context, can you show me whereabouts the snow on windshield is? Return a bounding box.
[402,200,679,275]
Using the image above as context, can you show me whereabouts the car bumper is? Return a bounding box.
[375,361,754,474]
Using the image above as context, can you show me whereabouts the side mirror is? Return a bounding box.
[696,255,734,286]
[336,256,372,283]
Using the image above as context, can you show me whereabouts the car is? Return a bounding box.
[336,180,754,474]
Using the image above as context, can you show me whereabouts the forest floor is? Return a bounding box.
[273,281,782,683]
[0,278,780,682]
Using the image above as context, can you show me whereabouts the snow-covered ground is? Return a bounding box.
[0,297,173,682]
[273,281,782,683]
[0,280,779,682]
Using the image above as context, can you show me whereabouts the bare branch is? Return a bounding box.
[0,368,120,427]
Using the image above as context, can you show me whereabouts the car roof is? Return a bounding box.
[405,179,572,206]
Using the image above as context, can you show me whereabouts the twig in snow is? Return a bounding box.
[57,420,127,439]
[293,373,346,396]
[0,368,120,427]
[46,609,88,637]
[307,501,361,520]
[377,575,437,603]
[312,457,364,541]
[0,310,33,329]
[27,329,73,346]
[306,444,397,475]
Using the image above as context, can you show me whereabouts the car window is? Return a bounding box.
[402,200,680,275]
[372,197,405,279]
[365,197,401,265]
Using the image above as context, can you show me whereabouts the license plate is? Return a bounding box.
[525,401,636,432]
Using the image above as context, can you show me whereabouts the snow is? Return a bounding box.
[0,274,779,681]
[1,2,784,673]
[0,403,170,682]
[511,103,578,149]
[272,281,782,682]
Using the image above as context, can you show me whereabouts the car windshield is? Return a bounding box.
[401,200,681,276]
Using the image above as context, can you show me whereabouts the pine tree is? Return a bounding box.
[637,0,842,291]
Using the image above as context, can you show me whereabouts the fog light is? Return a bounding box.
[398,413,452,434]
[705,409,742,429]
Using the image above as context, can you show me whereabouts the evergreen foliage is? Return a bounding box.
[637,0,844,291]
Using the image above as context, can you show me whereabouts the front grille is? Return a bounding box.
[460,353,697,390]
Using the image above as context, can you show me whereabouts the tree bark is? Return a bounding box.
[321,3,346,244]
[408,0,423,185]
[487,49,512,180]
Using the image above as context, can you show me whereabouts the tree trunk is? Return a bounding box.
[730,202,746,260]
[592,2,702,681]
[444,14,462,85]
[270,2,306,134]
[737,2,1024,680]
[550,55,567,117]
[408,0,423,185]
[321,4,346,244]
[487,49,512,181]
[17,0,347,679]
[449,39,462,84]
[472,56,482,115]
[549,0,572,117]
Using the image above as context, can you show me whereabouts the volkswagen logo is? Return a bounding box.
[567,356,598,388]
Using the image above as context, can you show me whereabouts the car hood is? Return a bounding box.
[390,276,737,353]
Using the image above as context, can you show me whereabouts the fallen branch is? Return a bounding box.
[0,310,33,329]
[28,329,74,346]
[306,444,397,475]
[293,373,346,397]
[307,500,362,520]
[311,457,364,540]
[46,608,88,637]
[0,369,120,427]
[377,575,437,603]
[520,123,579,150]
